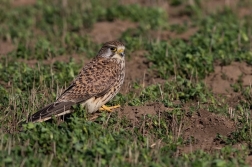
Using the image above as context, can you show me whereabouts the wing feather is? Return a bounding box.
[57,58,120,103]
[30,101,75,122]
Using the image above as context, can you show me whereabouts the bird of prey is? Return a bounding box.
[30,40,125,122]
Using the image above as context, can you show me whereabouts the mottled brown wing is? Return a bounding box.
[57,58,120,103]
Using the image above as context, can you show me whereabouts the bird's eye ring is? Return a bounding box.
[110,47,117,52]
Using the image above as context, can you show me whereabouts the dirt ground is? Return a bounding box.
[180,109,236,153]
[205,62,252,95]
[2,0,252,164]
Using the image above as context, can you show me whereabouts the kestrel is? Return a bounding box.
[30,40,125,122]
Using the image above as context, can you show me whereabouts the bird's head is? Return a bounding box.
[97,41,125,60]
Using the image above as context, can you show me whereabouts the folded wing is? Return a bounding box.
[29,58,120,122]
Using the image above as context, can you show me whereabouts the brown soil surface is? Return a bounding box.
[247,156,252,166]
[179,110,235,154]
[205,62,252,95]
[120,50,157,94]
[120,50,168,96]
[118,103,167,122]
[88,20,137,44]
[0,41,15,56]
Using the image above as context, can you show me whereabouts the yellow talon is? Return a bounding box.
[99,105,120,112]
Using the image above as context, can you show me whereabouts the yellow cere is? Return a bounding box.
[117,49,124,54]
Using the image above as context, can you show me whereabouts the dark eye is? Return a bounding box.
[110,47,117,52]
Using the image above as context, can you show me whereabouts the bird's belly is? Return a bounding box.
[82,92,117,113]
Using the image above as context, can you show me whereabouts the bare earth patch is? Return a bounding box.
[120,50,167,95]
[117,103,167,123]
[205,62,252,94]
[179,110,235,154]
[116,104,236,154]
[121,50,150,93]
[88,20,137,44]
[0,41,15,56]
[246,156,252,166]
[119,106,156,120]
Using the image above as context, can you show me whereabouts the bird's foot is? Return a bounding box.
[99,105,120,112]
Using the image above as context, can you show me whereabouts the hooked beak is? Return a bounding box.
[120,52,125,57]
[117,49,125,57]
